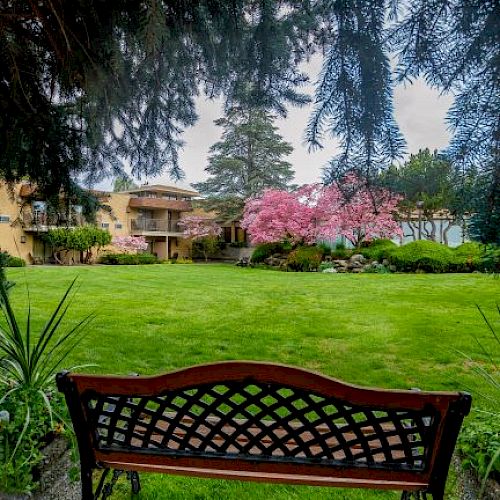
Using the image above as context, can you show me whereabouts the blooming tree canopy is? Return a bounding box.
[112,235,148,253]
[242,176,402,246]
[179,216,222,241]
[241,187,318,245]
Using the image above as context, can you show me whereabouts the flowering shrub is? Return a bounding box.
[242,175,402,247]
[112,235,148,253]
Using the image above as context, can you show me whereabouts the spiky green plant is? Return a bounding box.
[0,277,93,477]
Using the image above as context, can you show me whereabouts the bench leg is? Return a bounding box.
[401,492,429,500]
[127,470,141,495]
[100,469,124,499]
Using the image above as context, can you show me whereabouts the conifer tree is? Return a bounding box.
[192,107,295,219]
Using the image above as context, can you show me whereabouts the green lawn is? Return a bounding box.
[7,265,499,499]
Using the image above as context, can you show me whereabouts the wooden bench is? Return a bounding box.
[57,361,471,500]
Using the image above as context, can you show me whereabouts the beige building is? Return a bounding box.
[0,182,199,263]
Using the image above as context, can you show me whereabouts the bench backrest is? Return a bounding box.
[57,362,471,497]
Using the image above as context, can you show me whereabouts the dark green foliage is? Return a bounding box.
[458,413,500,483]
[479,246,500,274]
[0,388,67,494]
[99,253,158,265]
[316,242,332,256]
[192,107,295,220]
[380,149,475,245]
[389,1,500,245]
[286,246,324,272]
[387,240,454,273]
[308,0,406,181]
[0,252,14,296]
[359,239,397,262]
[43,226,111,264]
[251,243,288,263]
[331,242,352,260]
[450,243,485,272]
[4,256,26,268]
[0,1,312,198]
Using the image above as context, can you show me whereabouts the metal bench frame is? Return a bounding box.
[57,361,471,500]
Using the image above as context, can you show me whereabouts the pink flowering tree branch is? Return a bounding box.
[178,216,222,261]
[112,235,149,253]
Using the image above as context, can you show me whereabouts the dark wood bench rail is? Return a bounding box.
[56,361,471,500]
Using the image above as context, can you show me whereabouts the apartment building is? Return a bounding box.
[0,182,199,263]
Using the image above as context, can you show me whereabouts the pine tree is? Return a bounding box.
[192,107,295,219]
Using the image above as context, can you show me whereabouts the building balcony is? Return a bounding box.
[130,219,182,235]
[128,197,192,211]
[22,212,86,232]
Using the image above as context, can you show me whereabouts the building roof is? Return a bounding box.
[120,184,199,197]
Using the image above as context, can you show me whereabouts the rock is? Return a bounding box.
[349,260,363,268]
[322,267,337,273]
[372,260,379,266]
[389,265,397,272]
[350,253,366,264]
[351,267,363,273]
[332,259,348,267]
[363,264,372,270]
[382,259,389,266]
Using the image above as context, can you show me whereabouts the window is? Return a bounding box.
[115,223,123,229]
[0,215,10,223]
[101,222,110,229]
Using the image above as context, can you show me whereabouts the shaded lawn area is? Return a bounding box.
[7,265,499,499]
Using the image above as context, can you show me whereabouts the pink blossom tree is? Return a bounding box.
[179,216,222,262]
[241,187,319,245]
[242,176,402,247]
[112,235,149,253]
[317,175,402,246]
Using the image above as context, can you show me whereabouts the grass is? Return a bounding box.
[6,264,499,499]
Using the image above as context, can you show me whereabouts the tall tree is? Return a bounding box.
[380,149,476,244]
[192,107,295,219]
[113,176,138,192]
[0,1,313,199]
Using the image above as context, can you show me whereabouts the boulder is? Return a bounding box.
[333,259,348,268]
[382,259,389,266]
[389,265,397,272]
[350,254,366,264]
[322,267,337,273]
[351,267,363,273]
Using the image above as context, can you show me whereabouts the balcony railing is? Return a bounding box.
[22,212,86,230]
[130,219,181,233]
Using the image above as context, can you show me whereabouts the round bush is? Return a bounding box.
[99,253,158,265]
[387,240,454,273]
[6,255,26,267]
[450,242,486,272]
[359,239,397,261]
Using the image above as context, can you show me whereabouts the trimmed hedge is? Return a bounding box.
[451,242,485,272]
[99,253,158,265]
[387,240,454,273]
[287,246,324,271]
[359,239,397,262]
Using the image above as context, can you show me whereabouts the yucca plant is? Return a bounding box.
[0,275,94,479]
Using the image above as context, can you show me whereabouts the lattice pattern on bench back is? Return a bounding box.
[83,380,438,471]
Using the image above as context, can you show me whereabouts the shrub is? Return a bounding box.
[99,253,158,265]
[450,242,486,272]
[387,240,454,273]
[458,412,500,484]
[359,239,397,262]
[331,242,352,259]
[172,257,193,264]
[286,246,323,271]
[5,256,25,267]
[251,243,288,263]
[478,245,500,273]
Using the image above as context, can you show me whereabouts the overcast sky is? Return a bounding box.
[149,55,455,190]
